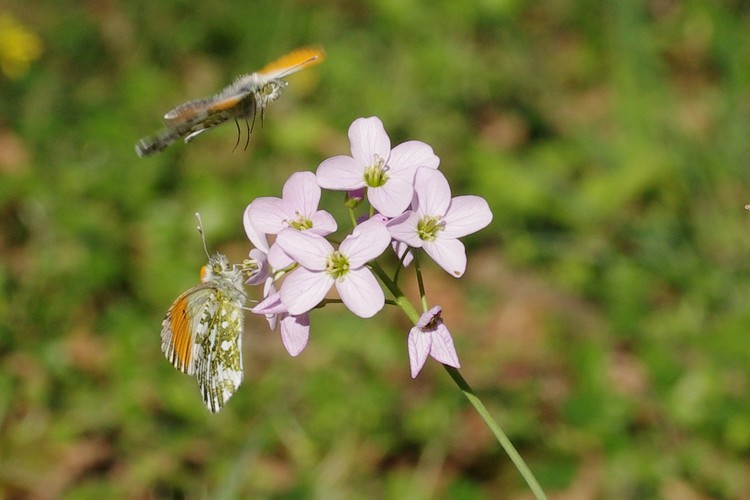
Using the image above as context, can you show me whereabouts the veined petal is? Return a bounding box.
[281,267,333,315]
[251,291,286,316]
[317,155,367,190]
[440,195,493,239]
[267,242,295,270]
[309,210,337,236]
[392,240,414,266]
[368,176,414,217]
[413,167,451,217]
[335,267,384,318]
[247,197,292,234]
[243,204,270,252]
[283,171,321,216]
[417,305,442,328]
[250,278,286,331]
[423,238,467,278]
[340,219,391,267]
[387,211,423,248]
[245,248,269,286]
[348,117,391,166]
[429,323,460,368]
[280,313,310,357]
[407,327,431,378]
[276,229,332,271]
[388,140,440,174]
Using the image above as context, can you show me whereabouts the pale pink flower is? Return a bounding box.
[244,171,337,252]
[316,117,439,217]
[275,218,390,318]
[388,167,493,278]
[408,306,460,378]
[251,290,310,357]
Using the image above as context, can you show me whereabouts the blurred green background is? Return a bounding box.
[2,0,750,498]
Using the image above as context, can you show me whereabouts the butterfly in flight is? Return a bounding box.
[160,214,248,412]
[136,46,325,157]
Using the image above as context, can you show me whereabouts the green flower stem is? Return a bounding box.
[370,261,420,323]
[370,260,547,500]
[347,206,359,228]
[412,254,429,313]
[443,365,547,500]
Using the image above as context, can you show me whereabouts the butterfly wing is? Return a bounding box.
[192,284,244,413]
[161,284,215,375]
[256,46,326,80]
[135,93,258,156]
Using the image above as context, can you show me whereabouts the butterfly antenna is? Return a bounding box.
[232,117,241,153]
[194,212,211,259]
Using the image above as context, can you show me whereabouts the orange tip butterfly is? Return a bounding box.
[160,214,247,412]
[136,46,326,157]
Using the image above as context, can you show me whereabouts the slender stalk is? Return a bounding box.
[444,366,547,500]
[413,254,428,312]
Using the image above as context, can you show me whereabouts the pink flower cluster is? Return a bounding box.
[243,117,492,377]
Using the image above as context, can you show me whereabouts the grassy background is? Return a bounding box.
[2,0,750,498]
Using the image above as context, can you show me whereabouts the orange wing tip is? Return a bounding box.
[258,46,326,78]
[166,295,194,372]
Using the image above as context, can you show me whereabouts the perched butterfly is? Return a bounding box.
[160,215,247,412]
[136,46,326,157]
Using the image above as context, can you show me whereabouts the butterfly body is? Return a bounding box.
[161,253,246,412]
[136,47,325,157]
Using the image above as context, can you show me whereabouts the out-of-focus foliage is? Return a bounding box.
[1,0,750,497]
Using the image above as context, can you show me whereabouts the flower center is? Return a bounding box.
[417,215,444,242]
[326,250,350,279]
[241,258,259,277]
[363,154,388,188]
[289,211,313,230]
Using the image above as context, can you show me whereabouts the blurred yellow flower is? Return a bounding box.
[0,12,42,79]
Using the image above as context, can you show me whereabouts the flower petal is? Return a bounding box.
[275,229,332,271]
[335,267,384,318]
[413,167,451,217]
[252,283,280,330]
[282,171,320,216]
[317,155,366,190]
[280,313,310,357]
[264,280,279,329]
[388,140,439,174]
[339,219,391,268]
[243,204,270,252]
[417,305,442,328]
[348,116,391,166]
[387,211,423,248]
[423,238,467,277]
[309,210,337,236]
[245,248,269,286]
[247,197,294,235]
[280,267,333,315]
[429,323,460,369]
[392,240,414,266]
[407,327,431,378]
[367,176,414,217]
[440,195,493,239]
[251,291,286,316]
[267,242,295,270]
